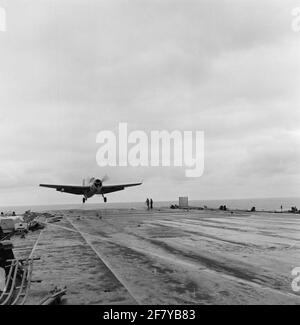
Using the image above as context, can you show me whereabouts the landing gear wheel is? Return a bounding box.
[104,197,107,203]
[83,198,86,204]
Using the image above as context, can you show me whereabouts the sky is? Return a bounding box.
[0,0,299,206]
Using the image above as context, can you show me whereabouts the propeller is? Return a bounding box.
[83,175,109,187]
[83,176,93,186]
[101,174,109,183]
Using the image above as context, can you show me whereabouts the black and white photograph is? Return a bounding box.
[0,0,299,309]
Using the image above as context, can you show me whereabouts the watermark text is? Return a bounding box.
[96,123,204,178]
[292,267,300,292]
[0,6,6,32]
[291,7,300,32]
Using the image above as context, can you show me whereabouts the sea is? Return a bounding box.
[0,197,299,214]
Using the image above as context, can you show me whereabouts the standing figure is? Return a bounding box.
[150,199,153,210]
[146,198,150,210]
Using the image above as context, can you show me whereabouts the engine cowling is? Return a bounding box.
[91,179,102,191]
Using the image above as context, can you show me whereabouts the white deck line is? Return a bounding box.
[65,216,141,305]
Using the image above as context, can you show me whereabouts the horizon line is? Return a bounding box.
[0,195,299,209]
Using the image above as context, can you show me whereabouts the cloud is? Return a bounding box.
[0,0,299,205]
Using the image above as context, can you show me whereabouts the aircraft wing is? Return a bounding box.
[39,184,90,195]
[101,182,142,194]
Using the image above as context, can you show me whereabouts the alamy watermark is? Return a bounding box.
[291,7,300,32]
[291,267,300,293]
[96,123,204,178]
[0,6,6,32]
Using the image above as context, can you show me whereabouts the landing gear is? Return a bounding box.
[102,195,107,203]
[83,197,86,204]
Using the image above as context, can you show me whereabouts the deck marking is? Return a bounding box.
[65,216,141,305]
[29,229,44,259]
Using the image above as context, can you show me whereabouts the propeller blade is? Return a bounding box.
[101,174,109,183]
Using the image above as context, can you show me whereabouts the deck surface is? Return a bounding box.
[12,208,300,304]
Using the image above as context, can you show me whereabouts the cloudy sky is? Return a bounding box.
[0,0,299,206]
